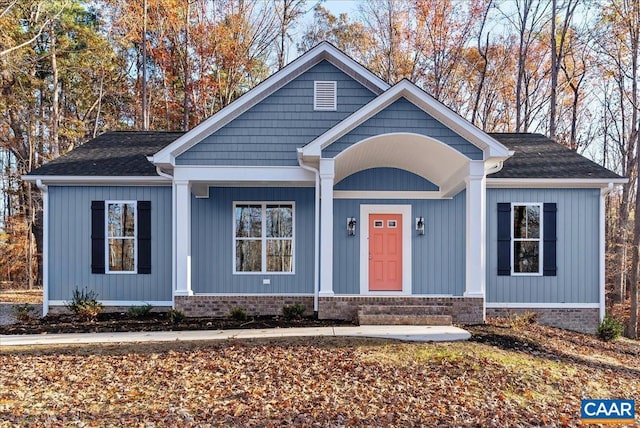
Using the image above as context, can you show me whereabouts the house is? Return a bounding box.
[24,42,626,333]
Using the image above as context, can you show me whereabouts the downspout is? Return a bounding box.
[155,164,177,307]
[297,149,320,316]
[36,179,49,316]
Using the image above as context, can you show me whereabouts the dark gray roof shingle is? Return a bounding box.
[27,131,185,176]
[490,133,623,179]
[27,130,623,181]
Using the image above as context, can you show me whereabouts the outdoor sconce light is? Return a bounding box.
[416,217,425,235]
[347,217,357,236]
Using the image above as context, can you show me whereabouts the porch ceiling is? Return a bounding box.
[334,133,470,192]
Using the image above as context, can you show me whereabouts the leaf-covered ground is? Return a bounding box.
[1,324,638,427]
[0,289,42,304]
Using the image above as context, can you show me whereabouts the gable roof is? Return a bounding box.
[301,79,512,160]
[490,133,624,180]
[152,41,390,167]
[25,131,184,177]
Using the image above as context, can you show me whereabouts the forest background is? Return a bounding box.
[1,0,639,337]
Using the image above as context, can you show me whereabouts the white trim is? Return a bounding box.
[104,200,137,274]
[464,163,486,299]
[334,191,449,199]
[359,204,412,296]
[192,293,314,297]
[232,202,296,274]
[486,178,627,188]
[173,166,315,183]
[153,42,388,165]
[174,181,192,296]
[319,159,335,297]
[599,188,606,321]
[22,175,171,185]
[36,180,49,316]
[510,202,543,276]
[49,300,173,307]
[314,81,337,111]
[486,302,600,309]
[302,80,511,159]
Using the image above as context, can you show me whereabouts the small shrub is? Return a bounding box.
[168,308,185,324]
[597,314,623,341]
[229,307,248,321]
[66,288,104,321]
[127,304,153,319]
[508,311,538,329]
[12,303,36,323]
[282,303,306,320]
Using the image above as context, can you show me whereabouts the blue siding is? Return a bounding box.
[191,187,315,293]
[177,60,377,166]
[335,168,439,191]
[486,188,600,303]
[323,98,483,160]
[332,192,466,295]
[48,186,172,302]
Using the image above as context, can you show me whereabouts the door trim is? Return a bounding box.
[360,204,412,295]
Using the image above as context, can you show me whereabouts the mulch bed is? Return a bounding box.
[0,312,354,335]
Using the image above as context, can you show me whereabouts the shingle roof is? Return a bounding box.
[27,131,185,176]
[490,133,623,179]
[27,130,623,181]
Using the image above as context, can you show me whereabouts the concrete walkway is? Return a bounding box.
[0,325,470,347]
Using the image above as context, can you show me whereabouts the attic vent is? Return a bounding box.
[314,81,337,111]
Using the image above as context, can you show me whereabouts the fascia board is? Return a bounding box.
[153,42,389,165]
[22,175,171,185]
[486,177,628,188]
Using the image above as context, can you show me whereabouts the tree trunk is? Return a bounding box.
[50,21,60,158]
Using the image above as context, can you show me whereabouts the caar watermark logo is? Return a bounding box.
[581,399,635,424]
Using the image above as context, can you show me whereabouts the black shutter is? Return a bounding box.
[497,203,511,276]
[91,201,105,274]
[543,203,557,276]
[137,201,152,274]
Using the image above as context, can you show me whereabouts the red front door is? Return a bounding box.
[369,214,403,291]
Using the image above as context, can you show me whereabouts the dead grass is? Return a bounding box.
[0,289,42,304]
[1,324,639,426]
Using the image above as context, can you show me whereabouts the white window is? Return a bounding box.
[314,81,337,110]
[512,203,542,275]
[106,201,137,273]
[234,203,294,274]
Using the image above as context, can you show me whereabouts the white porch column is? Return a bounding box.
[319,158,335,297]
[465,160,486,298]
[174,180,193,296]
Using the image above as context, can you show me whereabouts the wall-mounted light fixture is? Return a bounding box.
[347,217,357,236]
[416,217,425,235]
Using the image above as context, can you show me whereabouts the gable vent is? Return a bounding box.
[314,81,337,111]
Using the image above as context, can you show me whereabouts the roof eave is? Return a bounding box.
[22,175,171,185]
[486,177,628,188]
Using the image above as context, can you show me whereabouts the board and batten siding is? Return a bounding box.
[191,187,315,294]
[323,98,483,160]
[335,168,439,191]
[486,188,600,303]
[332,192,466,295]
[176,60,377,167]
[48,186,172,302]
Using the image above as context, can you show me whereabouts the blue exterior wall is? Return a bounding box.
[176,60,377,166]
[191,187,315,294]
[486,188,600,303]
[332,192,466,295]
[48,186,172,302]
[335,168,439,191]
[323,98,483,160]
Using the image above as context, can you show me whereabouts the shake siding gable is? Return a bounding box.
[176,60,377,166]
[322,97,483,160]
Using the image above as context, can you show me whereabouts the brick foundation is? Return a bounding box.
[174,295,314,318]
[486,307,600,334]
[318,296,484,324]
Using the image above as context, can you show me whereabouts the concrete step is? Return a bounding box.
[358,305,450,316]
[357,313,452,326]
